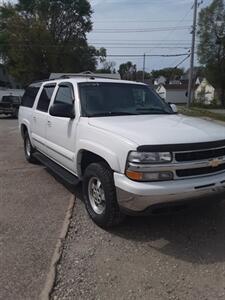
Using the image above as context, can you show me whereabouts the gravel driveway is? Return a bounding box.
[52,192,225,300]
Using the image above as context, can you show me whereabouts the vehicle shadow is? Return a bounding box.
[44,167,225,266]
[110,200,225,265]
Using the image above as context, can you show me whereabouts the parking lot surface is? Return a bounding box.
[52,199,225,300]
[0,118,72,300]
[1,118,225,300]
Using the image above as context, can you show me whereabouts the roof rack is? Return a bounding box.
[30,71,121,86]
[58,71,120,80]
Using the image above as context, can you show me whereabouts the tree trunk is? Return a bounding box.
[221,88,225,108]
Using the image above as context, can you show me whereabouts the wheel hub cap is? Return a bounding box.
[26,138,31,157]
[88,177,106,214]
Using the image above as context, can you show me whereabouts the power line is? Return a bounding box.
[94,20,192,23]
[94,46,190,49]
[174,54,191,68]
[88,39,193,42]
[91,42,191,45]
[162,3,193,41]
[92,26,190,33]
[104,53,189,57]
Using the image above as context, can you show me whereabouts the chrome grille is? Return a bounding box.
[174,145,225,179]
[175,147,225,162]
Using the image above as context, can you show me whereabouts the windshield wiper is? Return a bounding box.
[88,111,137,117]
[136,108,172,114]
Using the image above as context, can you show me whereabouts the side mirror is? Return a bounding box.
[49,103,75,118]
[170,103,178,113]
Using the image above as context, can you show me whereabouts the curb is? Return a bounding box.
[40,195,75,300]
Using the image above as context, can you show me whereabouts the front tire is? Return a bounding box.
[24,132,37,163]
[83,162,125,228]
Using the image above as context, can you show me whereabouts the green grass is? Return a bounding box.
[178,106,225,123]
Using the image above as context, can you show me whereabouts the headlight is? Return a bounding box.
[128,151,172,164]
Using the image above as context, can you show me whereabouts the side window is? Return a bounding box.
[21,85,40,108]
[36,85,55,112]
[54,84,74,105]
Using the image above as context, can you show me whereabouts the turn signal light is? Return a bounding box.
[126,170,143,181]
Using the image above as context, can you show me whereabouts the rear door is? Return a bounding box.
[32,84,56,155]
[46,82,77,172]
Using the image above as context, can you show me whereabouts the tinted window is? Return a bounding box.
[37,85,55,112]
[54,85,74,105]
[2,96,21,104]
[21,86,40,108]
[79,82,173,117]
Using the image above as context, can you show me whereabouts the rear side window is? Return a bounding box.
[36,85,55,112]
[21,86,40,108]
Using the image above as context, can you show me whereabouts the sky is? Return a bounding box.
[88,0,212,72]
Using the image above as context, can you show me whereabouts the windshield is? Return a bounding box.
[78,82,173,117]
[2,96,20,104]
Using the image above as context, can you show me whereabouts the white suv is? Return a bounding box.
[19,74,225,228]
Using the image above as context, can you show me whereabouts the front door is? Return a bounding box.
[31,84,56,155]
[46,83,78,173]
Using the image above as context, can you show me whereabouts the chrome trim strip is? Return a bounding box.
[128,156,225,172]
[174,145,225,154]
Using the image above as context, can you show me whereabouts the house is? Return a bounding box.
[154,76,167,86]
[156,84,189,104]
[195,78,215,104]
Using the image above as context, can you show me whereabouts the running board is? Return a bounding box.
[33,152,80,186]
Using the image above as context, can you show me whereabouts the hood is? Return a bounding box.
[88,114,225,146]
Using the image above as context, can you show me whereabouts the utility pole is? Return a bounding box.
[187,0,198,108]
[142,53,146,82]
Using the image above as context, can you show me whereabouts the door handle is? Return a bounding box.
[47,120,52,127]
[33,116,36,121]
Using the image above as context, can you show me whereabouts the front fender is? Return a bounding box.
[77,139,121,175]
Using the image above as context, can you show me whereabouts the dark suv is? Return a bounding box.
[0,95,21,118]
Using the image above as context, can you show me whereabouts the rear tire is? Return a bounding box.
[24,132,37,163]
[83,162,125,228]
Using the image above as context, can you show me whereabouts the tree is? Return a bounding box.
[96,61,116,74]
[135,70,151,81]
[197,0,225,107]
[151,68,184,81]
[118,61,136,80]
[0,0,106,86]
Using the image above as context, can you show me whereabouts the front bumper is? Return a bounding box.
[0,108,14,114]
[114,172,225,213]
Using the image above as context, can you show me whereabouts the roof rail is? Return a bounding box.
[31,71,121,85]
[58,71,119,80]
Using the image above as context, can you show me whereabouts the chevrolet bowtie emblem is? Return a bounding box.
[209,158,223,168]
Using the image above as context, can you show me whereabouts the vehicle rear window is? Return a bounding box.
[21,85,40,108]
[36,85,55,112]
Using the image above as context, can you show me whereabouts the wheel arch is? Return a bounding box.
[77,149,117,178]
[20,123,28,139]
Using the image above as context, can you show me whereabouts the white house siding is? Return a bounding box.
[156,85,166,99]
[195,79,215,104]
